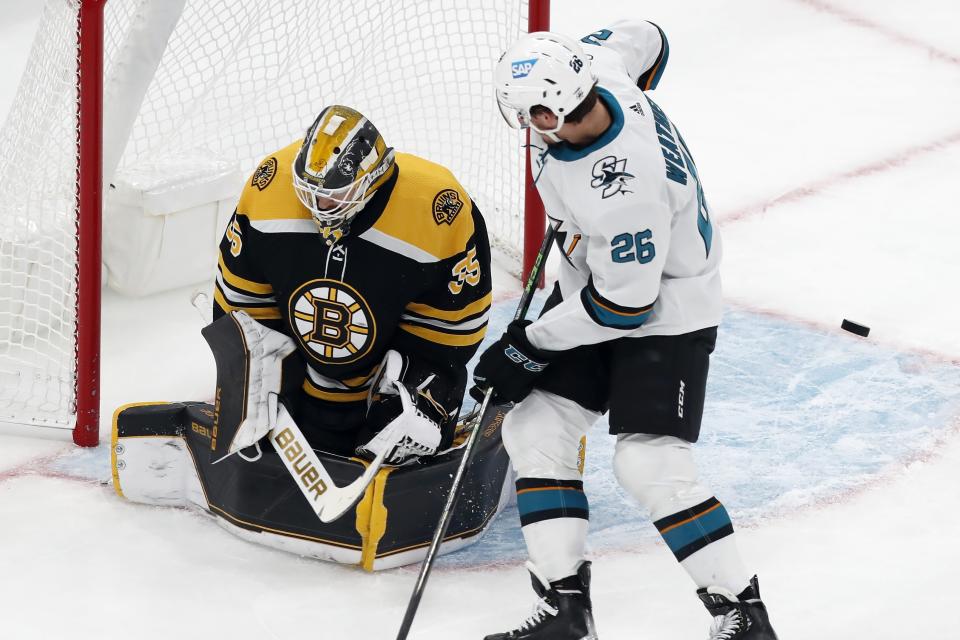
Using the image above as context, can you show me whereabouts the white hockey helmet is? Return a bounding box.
[494,31,597,137]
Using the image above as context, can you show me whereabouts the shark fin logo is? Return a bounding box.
[590,155,635,198]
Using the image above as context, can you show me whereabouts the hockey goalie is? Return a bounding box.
[112,106,513,571]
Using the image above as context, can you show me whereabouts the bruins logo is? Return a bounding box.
[432,188,464,225]
[252,157,278,191]
[289,279,376,365]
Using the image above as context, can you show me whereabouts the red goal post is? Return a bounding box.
[0,0,549,447]
[525,0,549,288]
[76,0,106,447]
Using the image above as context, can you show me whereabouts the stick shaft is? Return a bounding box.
[395,221,559,640]
[515,220,559,322]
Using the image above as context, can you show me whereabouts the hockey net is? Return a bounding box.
[0,0,536,445]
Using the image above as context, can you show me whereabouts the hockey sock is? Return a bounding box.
[653,496,752,593]
[516,477,589,582]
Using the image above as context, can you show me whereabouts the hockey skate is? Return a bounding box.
[484,561,598,640]
[697,576,778,639]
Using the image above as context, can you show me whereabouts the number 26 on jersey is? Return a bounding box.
[610,230,655,264]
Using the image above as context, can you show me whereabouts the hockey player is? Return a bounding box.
[214,104,492,464]
[474,21,778,639]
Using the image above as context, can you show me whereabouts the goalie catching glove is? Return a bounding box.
[357,350,448,465]
[470,319,556,404]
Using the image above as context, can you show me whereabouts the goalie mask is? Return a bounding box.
[293,105,395,240]
[494,32,598,141]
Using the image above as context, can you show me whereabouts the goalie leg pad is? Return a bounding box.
[112,402,206,510]
[112,401,512,570]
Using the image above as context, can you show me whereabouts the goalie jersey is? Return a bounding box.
[526,20,724,352]
[214,143,491,440]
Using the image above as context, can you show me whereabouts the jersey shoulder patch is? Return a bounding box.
[237,140,312,223]
[368,152,476,262]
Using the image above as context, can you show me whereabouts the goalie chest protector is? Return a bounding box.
[215,145,491,408]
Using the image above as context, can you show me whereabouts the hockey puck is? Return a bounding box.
[841,319,870,337]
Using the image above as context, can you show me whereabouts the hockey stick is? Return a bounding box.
[203,310,401,524]
[268,401,397,524]
[395,219,560,640]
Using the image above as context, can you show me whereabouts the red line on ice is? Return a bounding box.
[0,455,51,483]
[788,0,960,67]
[0,453,85,484]
[719,129,960,225]
[717,2,960,226]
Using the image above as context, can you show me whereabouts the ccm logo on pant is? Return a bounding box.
[678,380,686,418]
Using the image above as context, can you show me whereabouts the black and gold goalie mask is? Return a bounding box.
[293,105,395,237]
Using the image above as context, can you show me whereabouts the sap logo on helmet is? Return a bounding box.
[511,58,538,78]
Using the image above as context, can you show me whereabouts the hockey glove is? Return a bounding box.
[359,350,447,465]
[470,320,554,404]
[358,380,443,465]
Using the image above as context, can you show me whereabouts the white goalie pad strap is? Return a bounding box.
[366,348,405,408]
[230,311,296,454]
[359,380,441,464]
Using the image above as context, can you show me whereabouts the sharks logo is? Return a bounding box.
[590,155,634,198]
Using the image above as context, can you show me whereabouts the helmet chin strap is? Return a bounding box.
[540,130,562,143]
[530,114,565,144]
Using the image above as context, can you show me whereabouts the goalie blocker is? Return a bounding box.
[111,314,512,571]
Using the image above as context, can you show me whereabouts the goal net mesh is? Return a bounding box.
[0,0,528,432]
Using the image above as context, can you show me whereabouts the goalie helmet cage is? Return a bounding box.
[0,0,549,447]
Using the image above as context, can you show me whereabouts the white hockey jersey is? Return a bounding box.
[525,20,723,351]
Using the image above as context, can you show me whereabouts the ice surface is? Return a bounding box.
[447,302,960,569]
[2,1,959,639]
